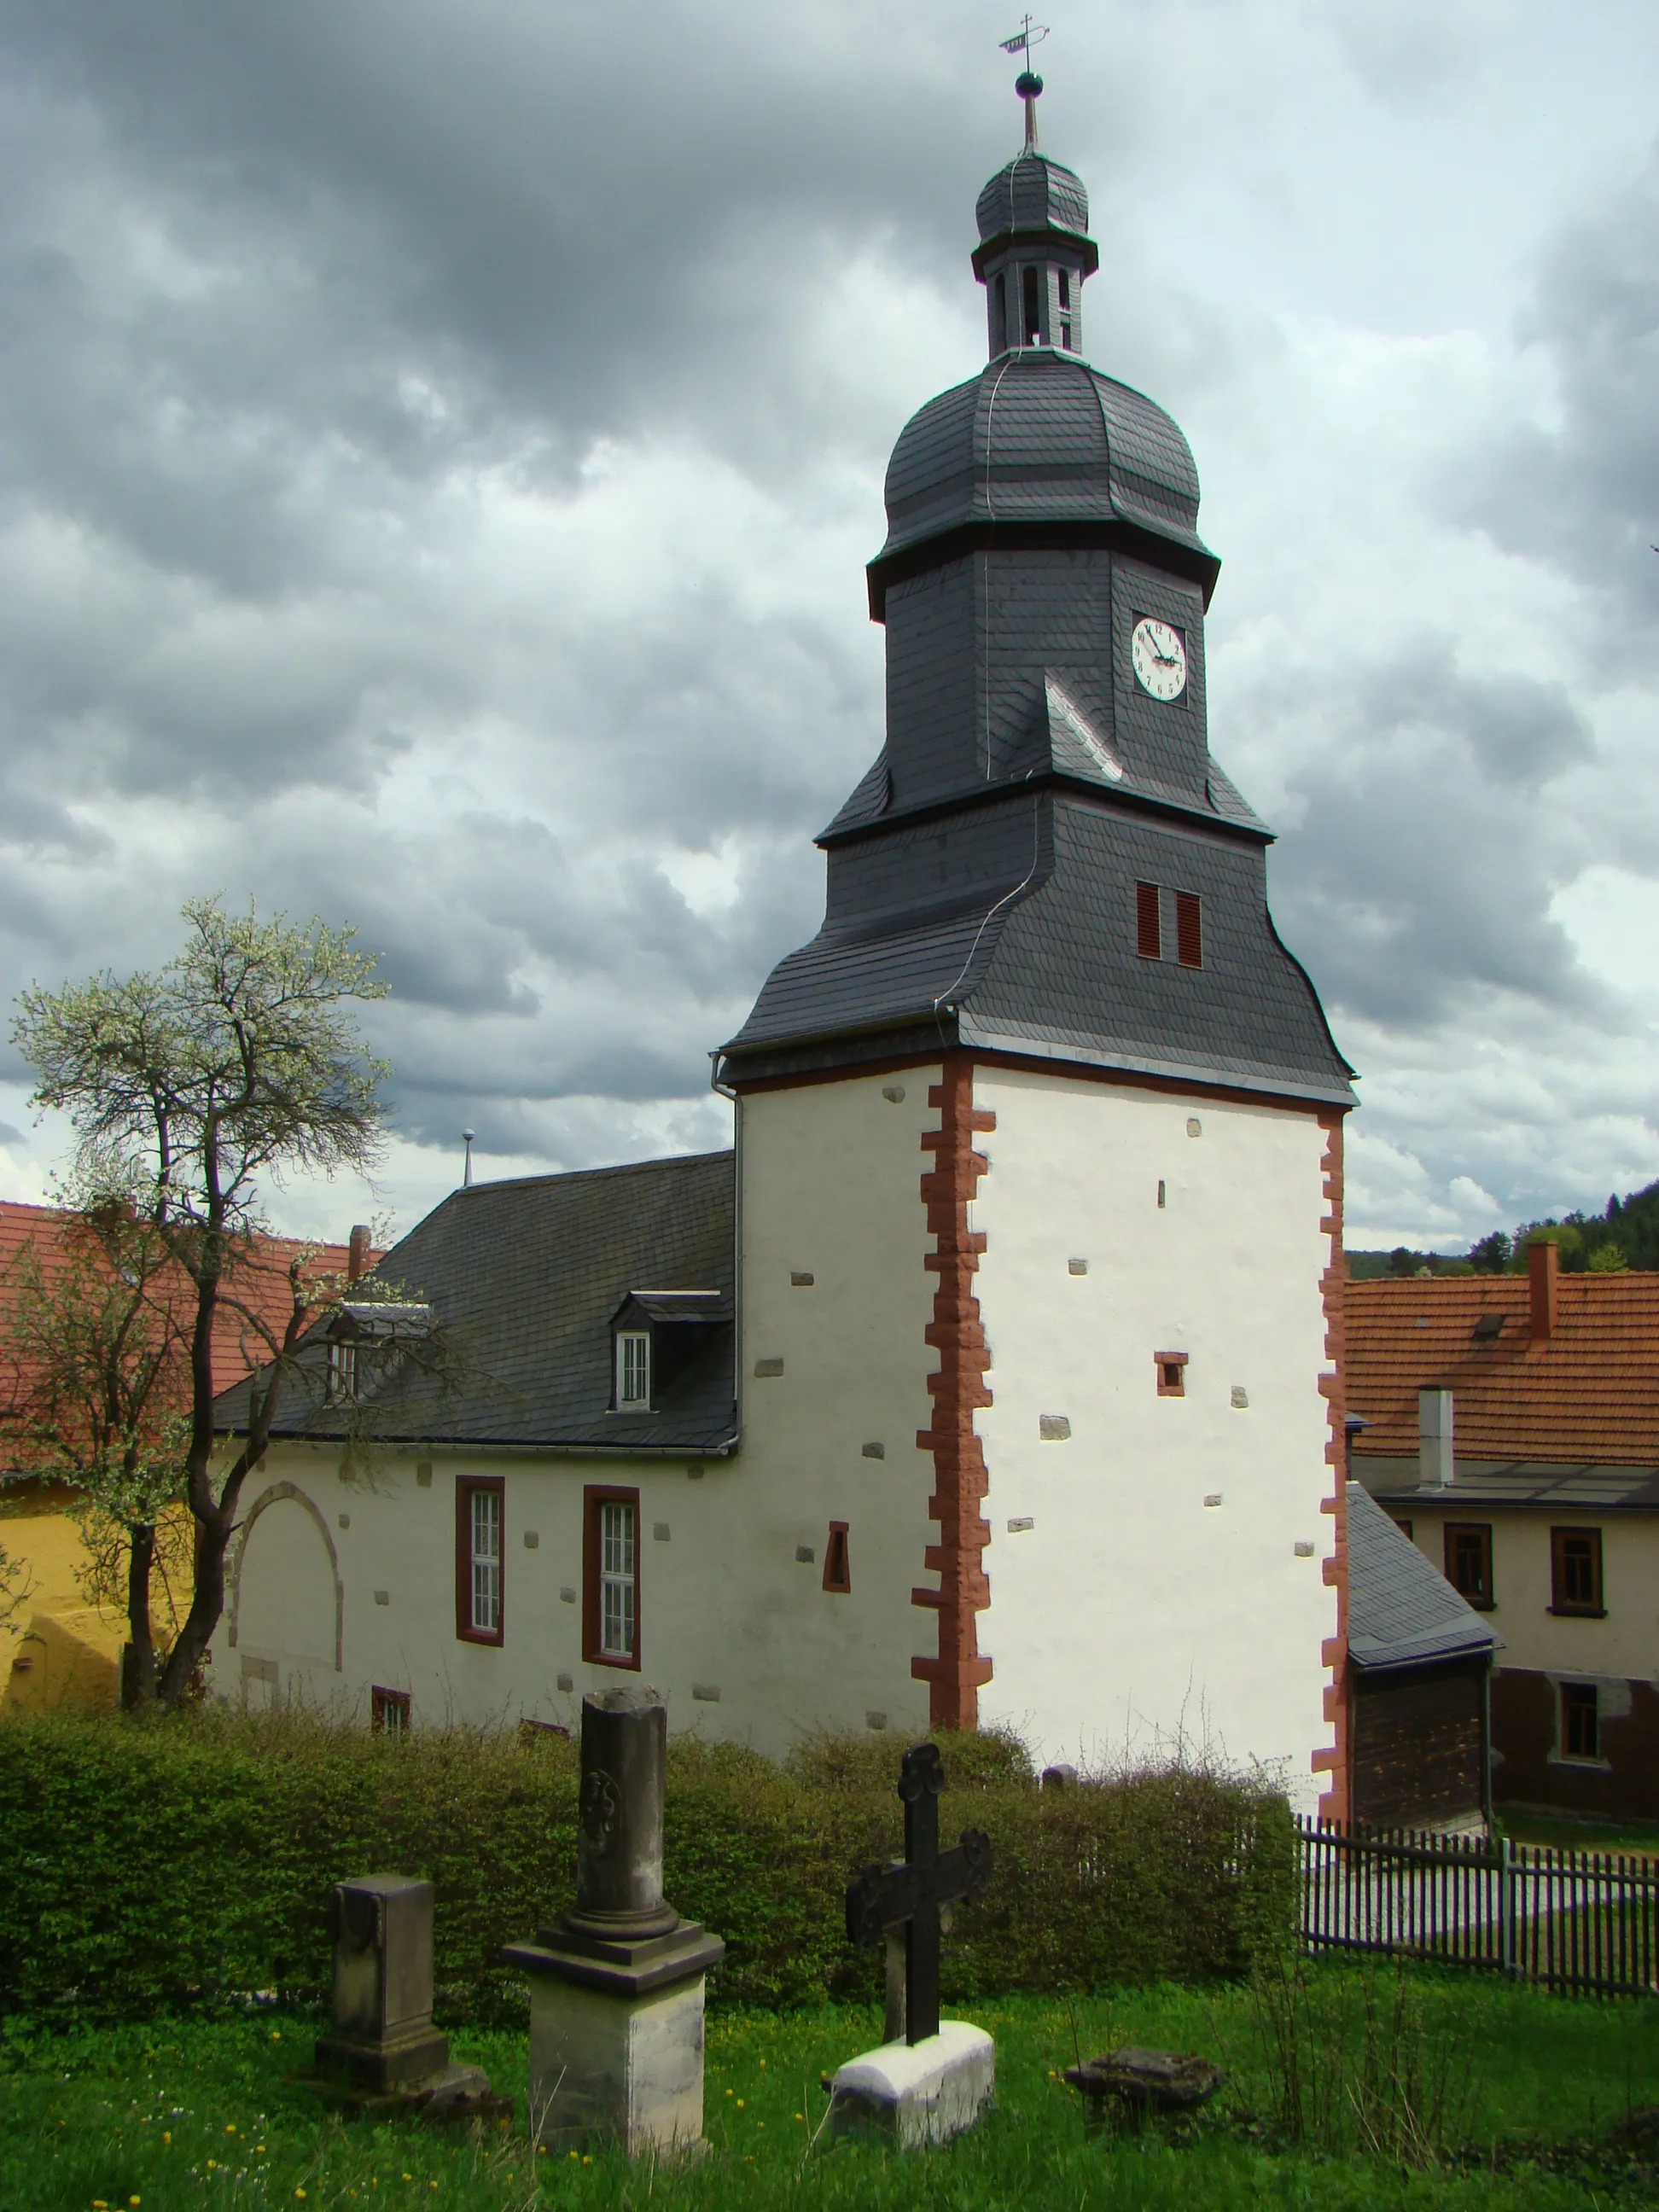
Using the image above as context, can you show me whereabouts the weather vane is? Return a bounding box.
[999,17,1050,148]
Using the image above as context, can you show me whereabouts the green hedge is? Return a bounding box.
[0,1711,1295,2023]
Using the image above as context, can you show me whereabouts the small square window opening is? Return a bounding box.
[1561,1681,1599,1761]
[1444,1522,1493,1609]
[615,1330,650,1411]
[1155,1353,1188,1398]
[823,1521,851,1594]
[371,1686,410,1738]
[1136,881,1162,959]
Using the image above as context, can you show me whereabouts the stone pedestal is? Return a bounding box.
[504,1687,723,2158]
[830,2022,995,2149]
[306,1875,501,2120]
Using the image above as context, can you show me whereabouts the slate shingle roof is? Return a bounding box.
[975,150,1091,243]
[876,353,1211,575]
[724,138,1349,1107]
[1346,1481,1499,1672]
[212,1152,736,1454]
[721,789,1354,1103]
[1347,1272,1659,1469]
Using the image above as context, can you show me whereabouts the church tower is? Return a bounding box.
[718,84,1355,1811]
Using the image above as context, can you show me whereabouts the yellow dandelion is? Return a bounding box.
[735,2098,744,2108]
[93,2201,108,2209]
[795,2113,805,2122]
[568,2151,579,2162]
[227,2123,237,2133]
[162,2133,172,2146]
[207,2160,217,2171]
[759,2058,766,2067]
[725,2088,733,2098]
[296,2192,307,2202]
[131,2198,142,2207]
[402,2176,411,2184]
[271,2029,282,2040]
[581,2155,591,2166]
[256,2145,265,2154]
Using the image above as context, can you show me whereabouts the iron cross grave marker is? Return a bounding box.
[845,1742,992,2046]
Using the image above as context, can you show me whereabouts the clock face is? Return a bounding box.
[1131,616,1188,702]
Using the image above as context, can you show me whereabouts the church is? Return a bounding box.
[211,94,1359,1815]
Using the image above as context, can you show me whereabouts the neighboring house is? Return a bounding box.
[0,1202,370,1711]
[212,122,1363,1810]
[1348,1240,1659,1821]
[1345,1481,1498,1830]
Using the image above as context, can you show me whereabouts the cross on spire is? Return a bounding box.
[998,17,1050,148]
[844,1743,992,2046]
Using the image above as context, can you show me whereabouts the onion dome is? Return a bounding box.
[975,150,1091,255]
[867,352,1217,618]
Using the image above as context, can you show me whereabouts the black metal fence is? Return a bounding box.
[1297,1818,1659,1996]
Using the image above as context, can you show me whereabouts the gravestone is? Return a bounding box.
[504,1686,723,2158]
[1064,2047,1225,2134]
[830,1742,995,2148]
[307,1875,499,2116]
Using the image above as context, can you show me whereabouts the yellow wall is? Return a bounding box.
[2,1485,192,1712]
[2,1487,122,1711]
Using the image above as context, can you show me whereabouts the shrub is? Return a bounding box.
[0,1709,1295,2024]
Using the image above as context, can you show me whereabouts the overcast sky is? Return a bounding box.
[1,0,1656,1250]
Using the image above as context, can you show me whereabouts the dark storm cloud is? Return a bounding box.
[1,0,1655,1238]
[0,0,999,469]
[1456,144,1659,643]
[1260,643,1600,1028]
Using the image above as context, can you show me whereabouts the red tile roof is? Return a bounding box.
[0,1200,370,1404]
[1346,1269,1659,1468]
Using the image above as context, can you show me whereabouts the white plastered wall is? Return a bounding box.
[970,1066,1337,1805]
[729,1066,940,1745]
[208,1067,942,1754]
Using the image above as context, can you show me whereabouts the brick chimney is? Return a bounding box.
[1528,1236,1558,1343]
[1417,1387,1454,1487]
[348,1224,372,1284]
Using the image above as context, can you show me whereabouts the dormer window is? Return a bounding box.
[615,1330,651,1412]
[328,1340,358,1402]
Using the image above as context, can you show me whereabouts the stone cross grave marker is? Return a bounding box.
[830,1741,995,2148]
[845,1741,992,2044]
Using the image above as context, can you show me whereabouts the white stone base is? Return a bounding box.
[830,2022,995,2149]
[527,1972,708,2158]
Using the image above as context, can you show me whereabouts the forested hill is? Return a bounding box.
[1349,1175,1659,1278]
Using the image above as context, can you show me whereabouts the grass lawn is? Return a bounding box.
[1499,1810,1659,1860]
[5,1970,1659,2211]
